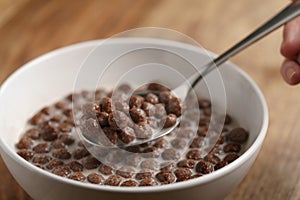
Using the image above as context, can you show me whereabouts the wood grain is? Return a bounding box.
[0,0,299,199]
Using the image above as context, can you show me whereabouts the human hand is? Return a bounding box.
[280,9,300,85]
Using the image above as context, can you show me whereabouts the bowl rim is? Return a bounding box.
[0,38,269,193]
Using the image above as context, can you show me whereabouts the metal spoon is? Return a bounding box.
[84,1,300,147]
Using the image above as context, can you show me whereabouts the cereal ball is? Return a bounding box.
[129,95,144,108]
[195,159,214,174]
[156,171,175,184]
[87,173,104,184]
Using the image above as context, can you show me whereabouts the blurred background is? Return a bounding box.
[1,0,299,200]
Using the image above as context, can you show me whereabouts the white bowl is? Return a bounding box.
[0,38,268,200]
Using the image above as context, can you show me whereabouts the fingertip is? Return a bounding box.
[281,59,300,85]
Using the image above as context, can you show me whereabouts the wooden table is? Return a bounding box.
[0,0,299,199]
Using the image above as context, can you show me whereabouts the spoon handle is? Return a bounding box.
[191,1,300,88]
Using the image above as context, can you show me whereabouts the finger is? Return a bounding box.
[280,16,300,60]
[280,59,300,85]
